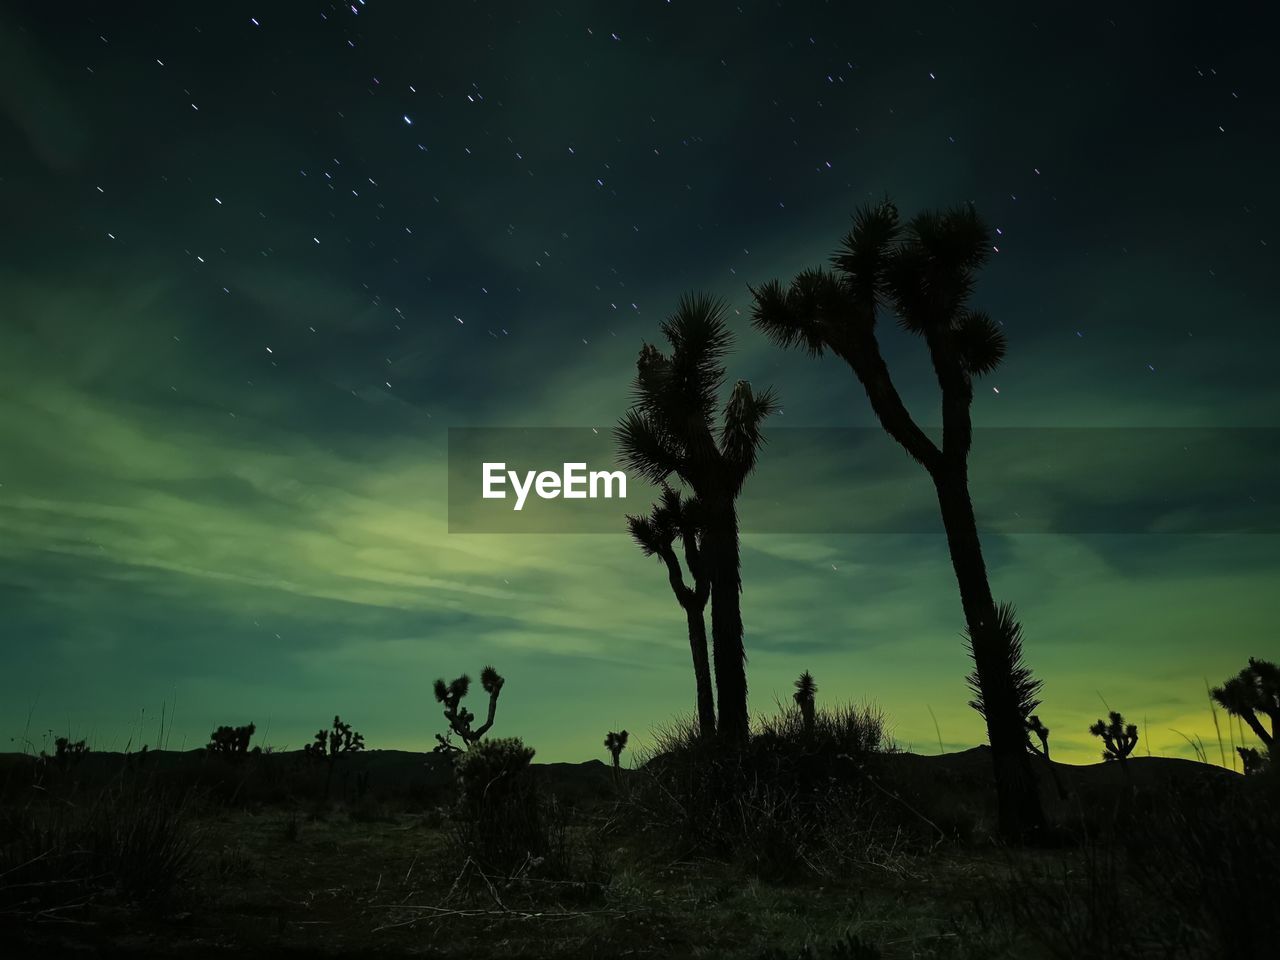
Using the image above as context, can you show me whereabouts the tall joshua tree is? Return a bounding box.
[750,201,1046,839]
[617,293,779,744]
[627,486,716,737]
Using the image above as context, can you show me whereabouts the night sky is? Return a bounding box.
[3,1,1277,764]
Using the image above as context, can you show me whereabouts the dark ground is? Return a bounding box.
[0,746,1271,959]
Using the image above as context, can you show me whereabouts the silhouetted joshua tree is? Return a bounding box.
[617,293,779,745]
[605,730,629,771]
[1210,657,1278,757]
[750,200,1046,840]
[206,722,256,757]
[432,666,505,753]
[304,714,365,798]
[1090,711,1139,765]
[628,485,715,737]
[794,671,817,737]
[41,736,89,768]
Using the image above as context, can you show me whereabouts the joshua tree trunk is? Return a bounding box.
[799,700,815,738]
[686,607,717,738]
[935,474,1046,840]
[706,502,749,744]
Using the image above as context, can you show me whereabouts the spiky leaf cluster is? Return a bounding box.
[964,603,1042,724]
[793,671,817,707]
[604,730,629,767]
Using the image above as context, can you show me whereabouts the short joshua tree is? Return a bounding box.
[41,735,89,767]
[207,722,256,757]
[1090,711,1139,765]
[1025,714,1067,799]
[433,666,505,753]
[794,671,817,738]
[604,730,629,771]
[304,715,365,798]
[1025,715,1050,759]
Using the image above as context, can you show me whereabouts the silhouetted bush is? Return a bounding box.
[629,703,900,879]
[205,722,256,757]
[450,736,555,872]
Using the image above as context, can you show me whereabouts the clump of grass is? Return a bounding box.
[0,776,198,915]
[627,703,904,880]
[757,932,883,959]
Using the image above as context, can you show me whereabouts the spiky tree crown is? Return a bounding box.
[964,603,1042,723]
[1211,657,1280,716]
[604,730,629,754]
[793,671,817,705]
[616,293,779,500]
[750,200,1008,380]
[480,666,504,695]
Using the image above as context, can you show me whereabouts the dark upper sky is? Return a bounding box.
[1,1,1276,763]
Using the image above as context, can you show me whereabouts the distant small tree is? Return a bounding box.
[1210,657,1278,757]
[1025,714,1068,799]
[793,671,817,738]
[432,666,505,753]
[604,730,629,771]
[41,736,89,768]
[1090,711,1139,765]
[304,715,365,798]
[206,722,256,757]
[1025,715,1050,760]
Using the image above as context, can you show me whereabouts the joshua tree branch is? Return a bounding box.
[833,330,942,473]
[656,543,696,608]
[1239,708,1273,748]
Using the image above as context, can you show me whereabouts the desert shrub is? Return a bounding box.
[1007,836,1168,959]
[450,737,559,872]
[1004,770,1279,960]
[628,704,900,879]
[1123,775,1280,959]
[0,777,198,913]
